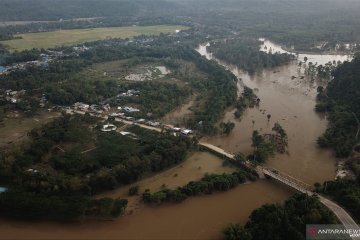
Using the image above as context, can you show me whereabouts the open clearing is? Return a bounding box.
[1,25,187,51]
[0,111,60,149]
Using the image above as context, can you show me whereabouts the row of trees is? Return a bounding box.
[142,171,257,204]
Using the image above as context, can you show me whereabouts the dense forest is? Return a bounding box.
[316,54,360,157]
[223,194,338,240]
[0,114,194,220]
[208,38,295,74]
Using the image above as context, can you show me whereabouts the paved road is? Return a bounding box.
[319,196,358,226]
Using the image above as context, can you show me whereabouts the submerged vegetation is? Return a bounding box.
[234,87,258,119]
[251,131,275,163]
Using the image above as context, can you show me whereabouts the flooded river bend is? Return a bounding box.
[0,41,352,239]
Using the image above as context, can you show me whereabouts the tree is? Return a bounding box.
[128,185,139,196]
[267,114,271,121]
[252,131,275,162]
[111,198,128,218]
[272,122,287,139]
[220,121,235,135]
[223,223,251,240]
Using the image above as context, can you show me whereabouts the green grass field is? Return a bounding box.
[1,25,187,52]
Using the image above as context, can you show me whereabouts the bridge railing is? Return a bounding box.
[262,167,313,193]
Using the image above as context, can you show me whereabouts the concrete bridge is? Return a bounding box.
[199,142,359,235]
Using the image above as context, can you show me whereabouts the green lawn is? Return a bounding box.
[1,25,187,52]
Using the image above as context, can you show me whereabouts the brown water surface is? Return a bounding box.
[98,151,234,212]
[0,180,294,240]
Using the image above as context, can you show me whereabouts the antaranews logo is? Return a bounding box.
[306,224,360,240]
[308,227,317,238]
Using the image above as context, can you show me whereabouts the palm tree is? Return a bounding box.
[267,114,271,121]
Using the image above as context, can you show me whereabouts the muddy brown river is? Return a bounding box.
[197,41,352,184]
[0,41,352,239]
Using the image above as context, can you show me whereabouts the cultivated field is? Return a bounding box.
[1,25,187,51]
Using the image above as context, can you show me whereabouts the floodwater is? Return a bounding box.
[98,151,235,212]
[0,40,349,240]
[0,180,294,240]
[197,41,352,184]
[259,38,353,65]
[0,152,294,240]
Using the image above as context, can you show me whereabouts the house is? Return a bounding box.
[164,124,175,130]
[146,121,160,127]
[181,129,193,135]
[117,89,140,98]
[173,127,181,132]
[124,106,140,113]
[137,119,146,123]
[102,104,111,112]
[109,112,123,117]
[90,104,103,114]
[74,102,90,111]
